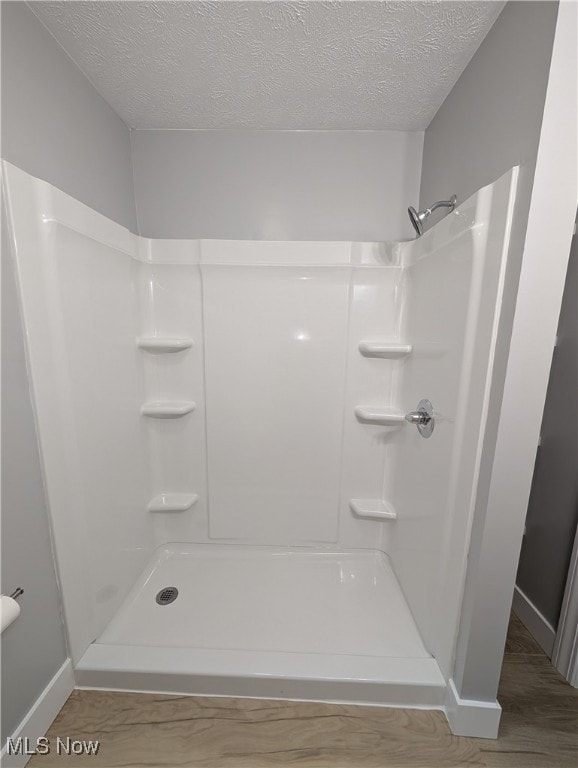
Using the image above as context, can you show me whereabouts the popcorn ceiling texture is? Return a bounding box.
[29,1,504,130]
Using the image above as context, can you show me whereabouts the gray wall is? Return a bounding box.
[131,129,423,241]
[517,220,578,629]
[420,1,558,220]
[1,202,69,742]
[1,1,136,231]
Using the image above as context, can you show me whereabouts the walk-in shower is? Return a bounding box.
[3,160,518,733]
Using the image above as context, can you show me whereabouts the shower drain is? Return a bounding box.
[155,586,179,605]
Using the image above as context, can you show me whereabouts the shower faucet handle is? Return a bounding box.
[405,400,434,438]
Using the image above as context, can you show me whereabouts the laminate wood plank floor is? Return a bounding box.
[29,614,578,768]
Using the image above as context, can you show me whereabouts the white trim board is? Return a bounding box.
[444,678,501,739]
[0,660,74,768]
[512,585,556,657]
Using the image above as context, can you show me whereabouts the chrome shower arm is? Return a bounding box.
[427,195,458,215]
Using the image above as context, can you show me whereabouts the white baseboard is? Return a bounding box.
[1,659,74,768]
[444,678,502,739]
[512,585,556,657]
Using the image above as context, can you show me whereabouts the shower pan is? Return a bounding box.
[2,161,519,732]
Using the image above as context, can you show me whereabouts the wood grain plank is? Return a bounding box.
[505,613,545,656]
[479,654,578,768]
[28,692,482,768]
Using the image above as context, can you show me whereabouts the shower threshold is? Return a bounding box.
[75,544,446,707]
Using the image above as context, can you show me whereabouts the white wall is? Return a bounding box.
[130,130,423,242]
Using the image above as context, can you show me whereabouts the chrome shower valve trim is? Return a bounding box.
[405,399,435,438]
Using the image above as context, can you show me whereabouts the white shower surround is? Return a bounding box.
[3,161,518,734]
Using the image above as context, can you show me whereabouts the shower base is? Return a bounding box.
[75,544,446,707]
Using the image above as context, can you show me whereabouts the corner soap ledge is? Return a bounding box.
[350,499,397,520]
[358,341,412,359]
[137,336,193,353]
[148,493,199,513]
[141,401,196,418]
[354,406,405,426]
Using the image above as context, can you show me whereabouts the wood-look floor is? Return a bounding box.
[29,614,578,768]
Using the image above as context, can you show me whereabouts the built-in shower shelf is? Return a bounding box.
[137,336,193,353]
[354,406,405,426]
[148,493,199,513]
[141,401,196,418]
[350,499,397,521]
[358,341,412,359]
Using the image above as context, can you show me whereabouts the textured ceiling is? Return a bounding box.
[28,1,504,130]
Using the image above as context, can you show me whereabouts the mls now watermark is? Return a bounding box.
[7,737,100,756]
